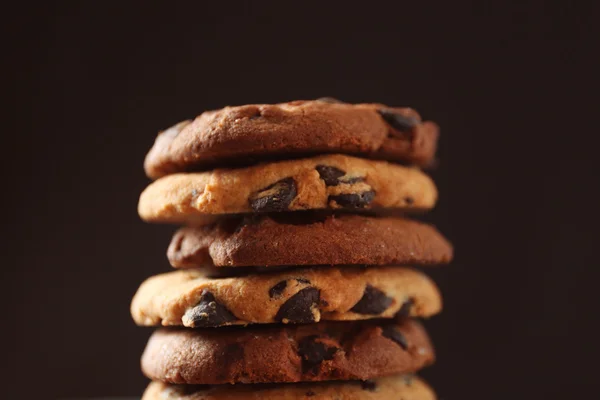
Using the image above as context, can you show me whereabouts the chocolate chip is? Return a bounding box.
[275,287,320,323]
[329,191,375,209]
[249,178,297,212]
[184,289,237,327]
[394,298,414,319]
[269,281,287,298]
[343,177,364,184]
[316,97,345,104]
[404,196,414,205]
[316,165,364,186]
[360,380,377,391]
[269,279,311,298]
[316,165,345,185]
[377,109,418,132]
[298,335,339,372]
[305,391,316,396]
[381,326,409,350]
[350,285,393,314]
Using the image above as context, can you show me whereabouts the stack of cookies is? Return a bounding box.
[132,99,453,400]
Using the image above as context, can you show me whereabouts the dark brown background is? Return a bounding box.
[3,1,599,399]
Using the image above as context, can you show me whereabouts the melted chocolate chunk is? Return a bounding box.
[329,191,375,209]
[360,380,377,391]
[298,335,339,372]
[275,287,320,323]
[269,278,311,298]
[381,326,409,350]
[249,178,297,212]
[343,177,365,184]
[316,97,345,104]
[184,289,237,327]
[377,109,418,132]
[269,281,288,298]
[350,284,393,315]
[394,298,415,319]
[316,165,364,186]
[316,165,345,186]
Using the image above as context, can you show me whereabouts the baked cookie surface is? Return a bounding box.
[141,319,434,384]
[144,99,439,179]
[138,154,437,224]
[168,214,453,268]
[130,266,441,327]
[142,374,435,399]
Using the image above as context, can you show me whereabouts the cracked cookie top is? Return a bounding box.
[144,99,439,179]
[141,319,434,384]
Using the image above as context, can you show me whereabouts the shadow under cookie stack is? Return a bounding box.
[132,98,453,399]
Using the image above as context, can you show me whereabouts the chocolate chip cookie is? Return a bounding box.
[142,374,435,399]
[138,154,437,224]
[168,214,453,268]
[130,266,441,327]
[141,319,434,384]
[143,99,440,179]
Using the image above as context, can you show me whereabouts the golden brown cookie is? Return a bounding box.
[142,374,435,399]
[144,99,439,179]
[130,266,441,327]
[138,154,437,224]
[141,319,434,384]
[168,214,453,268]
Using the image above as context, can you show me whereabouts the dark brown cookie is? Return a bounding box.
[168,214,453,268]
[141,319,434,384]
[143,100,439,179]
[142,374,435,399]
